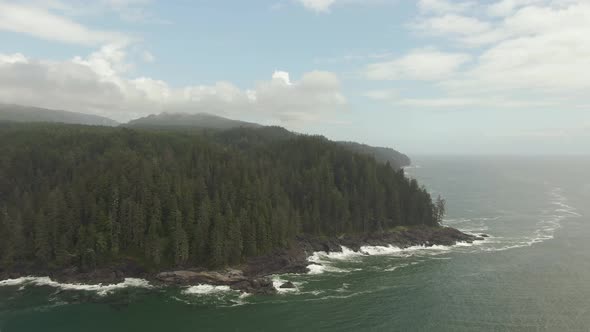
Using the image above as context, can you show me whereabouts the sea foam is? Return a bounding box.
[182,284,233,295]
[271,276,302,294]
[482,187,581,252]
[305,240,483,275]
[0,276,152,296]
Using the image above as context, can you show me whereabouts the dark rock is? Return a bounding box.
[258,277,273,288]
[254,277,277,295]
[230,280,253,293]
[50,267,125,285]
[244,226,480,281]
[229,277,277,295]
[280,281,296,289]
[1,226,481,297]
[156,270,246,286]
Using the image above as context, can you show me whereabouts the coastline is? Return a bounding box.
[0,226,485,295]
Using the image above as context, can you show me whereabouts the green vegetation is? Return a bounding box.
[126,113,412,169]
[0,122,442,271]
[337,141,411,168]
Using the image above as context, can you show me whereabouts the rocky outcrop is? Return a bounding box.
[245,226,482,279]
[280,281,296,289]
[229,278,276,295]
[1,226,481,296]
[53,268,125,285]
[156,270,243,285]
[155,269,276,295]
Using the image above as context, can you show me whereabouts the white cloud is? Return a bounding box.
[443,1,590,95]
[373,0,590,111]
[412,14,491,38]
[0,53,28,64]
[417,0,474,14]
[19,0,166,23]
[272,71,292,85]
[364,49,471,81]
[295,0,396,13]
[297,0,336,13]
[0,1,131,46]
[0,49,347,123]
[487,0,544,17]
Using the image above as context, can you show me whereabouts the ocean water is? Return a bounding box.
[1,156,589,331]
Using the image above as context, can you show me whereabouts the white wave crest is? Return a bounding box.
[308,246,362,262]
[306,263,348,275]
[271,276,302,294]
[182,284,233,295]
[0,277,152,296]
[305,240,486,275]
[306,246,364,274]
[359,243,472,256]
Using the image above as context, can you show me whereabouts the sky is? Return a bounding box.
[0,0,589,155]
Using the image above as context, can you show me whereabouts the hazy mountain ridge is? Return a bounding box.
[0,105,411,168]
[125,112,261,130]
[0,104,118,126]
[127,112,412,168]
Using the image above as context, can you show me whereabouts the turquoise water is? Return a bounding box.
[1,156,589,331]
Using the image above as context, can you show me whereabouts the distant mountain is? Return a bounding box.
[126,112,411,168]
[0,104,118,126]
[125,112,261,130]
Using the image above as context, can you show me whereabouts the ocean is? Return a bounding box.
[1,156,589,331]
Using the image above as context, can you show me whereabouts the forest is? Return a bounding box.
[0,122,443,272]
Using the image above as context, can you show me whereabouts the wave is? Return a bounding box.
[481,187,581,252]
[384,263,410,272]
[271,276,302,294]
[0,277,152,296]
[182,284,234,295]
[306,247,364,275]
[305,239,487,275]
[359,244,453,256]
[178,284,252,307]
[306,263,350,275]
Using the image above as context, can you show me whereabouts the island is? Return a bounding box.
[0,111,483,294]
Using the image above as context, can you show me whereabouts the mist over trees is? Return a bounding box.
[0,104,118,127]
[0,123,442,271]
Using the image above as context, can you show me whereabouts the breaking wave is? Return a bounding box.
[305,239,487,275]
[0,277,152,296]
[271,276,303,294]
[182,284,234,295]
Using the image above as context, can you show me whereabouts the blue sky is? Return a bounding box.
[0,0,588,155]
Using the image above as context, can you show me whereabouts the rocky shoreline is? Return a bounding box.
[0,226,485,295]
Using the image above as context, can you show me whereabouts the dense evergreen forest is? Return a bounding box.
[0,122,442,272]
[126,112,412,169]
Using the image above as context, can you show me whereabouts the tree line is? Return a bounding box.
[0,123,443,272]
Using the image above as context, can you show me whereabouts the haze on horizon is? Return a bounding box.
[0,0,588,155]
